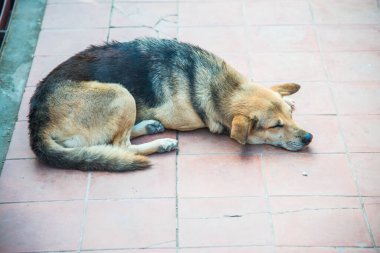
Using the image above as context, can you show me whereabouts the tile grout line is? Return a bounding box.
[0,199,85,205]
[243,0,277,246]
[106,0,115,42]
[38,24,378,29]
[306,0,378,248]
[179,207,363,220]
[180,195,380,199]
[176,0,180,41]
[175,131,180,252]
[343,142,378,247]
[17,245,380,253]
[2,194,379,206]
[178,151,346,156]
[165,245,380,250]
[258,153,277,250]
[78,172,92,253]
[241,0,255,80]
[175,2,180,251]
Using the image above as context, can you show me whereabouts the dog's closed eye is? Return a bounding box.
[269,121,284,129]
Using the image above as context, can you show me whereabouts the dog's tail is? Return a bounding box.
[30,132,150,172]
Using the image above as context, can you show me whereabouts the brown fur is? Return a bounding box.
[29,38,312,172]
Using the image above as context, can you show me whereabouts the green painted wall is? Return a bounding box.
[0,0,46,171]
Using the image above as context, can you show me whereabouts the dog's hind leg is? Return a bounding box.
[93,97,176,155]
[35,81,152,171]
[109,106,176,155]
[131,120,165,139]
[127,138,178,155]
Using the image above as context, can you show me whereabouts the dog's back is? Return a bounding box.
[37,38,225,110]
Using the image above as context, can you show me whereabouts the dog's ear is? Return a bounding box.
[271,83,300,96]
[230,115,257,144]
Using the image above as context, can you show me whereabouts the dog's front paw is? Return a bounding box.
[145,120,165,135]
[158,138,178,153]
[284,97,296,112]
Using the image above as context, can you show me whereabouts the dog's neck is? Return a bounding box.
[204,62,251,133]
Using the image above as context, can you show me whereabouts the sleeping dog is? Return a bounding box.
[29,38,313,171]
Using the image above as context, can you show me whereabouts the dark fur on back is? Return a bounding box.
[33,38,231,118]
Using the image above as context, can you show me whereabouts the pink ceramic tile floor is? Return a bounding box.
[1,0,380,252]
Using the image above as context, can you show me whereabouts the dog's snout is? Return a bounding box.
[301,132,313,145]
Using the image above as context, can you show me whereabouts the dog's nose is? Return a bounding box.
[301,132,313,145]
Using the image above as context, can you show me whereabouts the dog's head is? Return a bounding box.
[229,83,313,151]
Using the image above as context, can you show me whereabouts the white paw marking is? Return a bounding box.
[158,138,178,153]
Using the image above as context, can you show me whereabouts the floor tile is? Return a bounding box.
[217,53,251,78]
[245,0,313,25]
[263,115,346,154]
[324,52,380,82]
[310,0,380,25]
[179,129,260,155]
[178,154,265,197]
[26,55,70,86]
[250,53,326,82]
[0,159,87,202]
[340,115,380,152]
[89,153,176,199]
[317,25,380,51]
[179,27,248,54]
[332,82,380,115]
[111,2,177,28]
[42,2,111,28]
[262,154,357,196]
[180,247,274,253]
[179,1,243,26]
[0,201,83,252]
[270,196,361,213]
[90,250,176,253]
[276,247,378,253]
[109,27,177,42]
[341,249,379,253]
[276,248,337,253]
[87,247,379,253]
[295,115,345,153]
[179,197,273,247]
[271,196,372,246]
[350,154,380,196]
[82,199,176,249]
[247,26,319,52]
[34,29,108,56]
[6,121,36,159]
[17,86,36,121]
[363,197,380,246]
[180,197,269,219]
[49,0,111,3]
[119,0,175,1]
[285,83,335,115]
